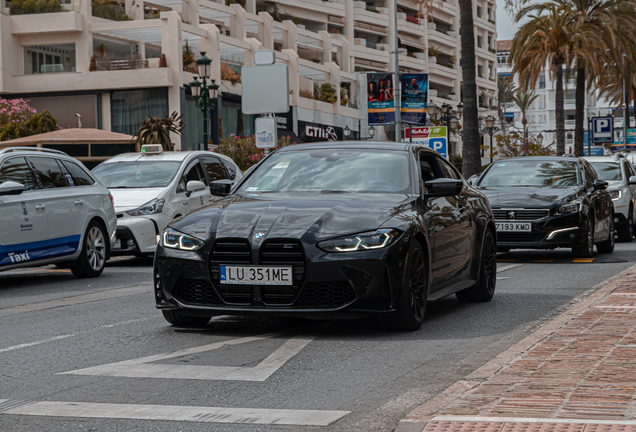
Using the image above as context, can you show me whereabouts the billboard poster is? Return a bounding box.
[627,128,636,145]
[405,126,448,158]
[367,73,395,126]
[401,73,428,125]
[298,121,343,142]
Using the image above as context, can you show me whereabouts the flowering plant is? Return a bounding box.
[0,98,37,126]
[406,15,420,24]
[213,134,298,171]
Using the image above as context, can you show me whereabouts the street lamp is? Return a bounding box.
[189,52,220,149]
[479,115,500,163]
[427,102,463,154]
[537,132,544,145]
[344,125,351,139]
[368,125,376,140]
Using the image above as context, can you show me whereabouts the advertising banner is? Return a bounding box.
[405,126,448,158]
[298,121,343,142]
[626,128,636,144]
[367,73,395,126]
[401,73,428,125]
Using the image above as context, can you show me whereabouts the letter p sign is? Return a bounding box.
[592,116,613,143]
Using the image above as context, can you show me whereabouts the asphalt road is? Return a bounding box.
[2,244,636,432]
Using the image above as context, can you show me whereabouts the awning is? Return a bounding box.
[398,34,426,51]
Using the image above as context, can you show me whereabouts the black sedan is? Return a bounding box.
[154,142,496,331]
[476,156,614,257]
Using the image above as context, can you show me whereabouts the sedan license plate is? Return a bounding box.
[496,222,531,232]
[220,265,293,285]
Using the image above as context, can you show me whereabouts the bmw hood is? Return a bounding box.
[479,186,582,208]
[110,188,164,212]
[171,193,413,240]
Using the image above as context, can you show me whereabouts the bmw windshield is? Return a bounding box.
[239,149,411,194]
[478,160,580,188]
[92,161,181,188]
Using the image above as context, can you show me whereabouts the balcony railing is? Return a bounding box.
[3,0,79,15]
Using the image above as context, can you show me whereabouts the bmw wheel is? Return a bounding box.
[572,219,594,258]
[457,229,496,302]
[71,222,107,278]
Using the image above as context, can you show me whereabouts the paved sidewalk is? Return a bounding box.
[398,266,636,432]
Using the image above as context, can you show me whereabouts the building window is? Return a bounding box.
[477,35,483,48]
[111,88,169,136]
[222,99,255,138]
[476,6,482,17]
[538,74,546,89]
[184,98,205,151]
[24,44,76,74]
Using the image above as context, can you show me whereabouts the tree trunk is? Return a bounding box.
[574,66,585,157]
[459,0,480,178]
[555,64,565,155]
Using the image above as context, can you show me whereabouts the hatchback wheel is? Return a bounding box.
[457,229,496,302]
[71,222,107,278]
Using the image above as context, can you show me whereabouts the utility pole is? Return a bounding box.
[389,0,401,142]
[624,54,628,146]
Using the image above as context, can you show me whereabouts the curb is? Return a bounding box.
[394,263,636,432]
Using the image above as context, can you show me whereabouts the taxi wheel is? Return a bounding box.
[70,222,107,278]
[457,229,496,302]
[162,311,211,327]
[597,217,615,254]
[385,241,428,331]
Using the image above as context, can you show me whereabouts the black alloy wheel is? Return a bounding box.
[457,229,496,302]
[618,209,633,242]
[386,241,428,331]
[572,219,594,258]
[597,216,615,254]
[162,310,212,327]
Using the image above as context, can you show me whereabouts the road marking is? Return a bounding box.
[99,317,152,329]
[60,333,316,382]
[0,334,74,354]
[0,284,152,318]
[0,399,349,426]
[573,258,595,263]
[497,264,522,273]
[432,415,636,425]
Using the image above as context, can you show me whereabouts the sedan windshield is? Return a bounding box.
[92,161,181,188]
[589,162,622,181]
[478,160,580,188]
[239,149,411,193]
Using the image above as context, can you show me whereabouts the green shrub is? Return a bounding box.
[21,0,37,14]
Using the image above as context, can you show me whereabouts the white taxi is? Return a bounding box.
[92,145,241,257]
[0,147,116,277]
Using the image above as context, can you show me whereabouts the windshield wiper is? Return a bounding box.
[321,190,350,194]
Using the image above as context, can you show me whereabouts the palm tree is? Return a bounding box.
[511,89,539,156]
[134,112,185,151]
[510,3,581,156]
[497,76,517,143]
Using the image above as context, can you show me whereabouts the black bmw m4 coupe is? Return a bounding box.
[154,142,496,331]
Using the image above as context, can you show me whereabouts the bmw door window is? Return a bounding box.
[478,160,580,187]
[589,162,621,181]
[29,157,70,188]
[200,155,228,183]
[92,161,181,188]
[0,157,36,191]
[61,161,95,186]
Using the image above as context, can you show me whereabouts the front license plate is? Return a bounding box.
[220,265,293,285]
[495,222,531,232]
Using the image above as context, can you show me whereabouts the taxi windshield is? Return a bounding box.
[92,161,181,188]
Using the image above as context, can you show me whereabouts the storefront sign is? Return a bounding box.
[367,73,395,126]
[276,110,294,131]
[401,73,428,125]
[405,126,448,158]
[298,121,342,142]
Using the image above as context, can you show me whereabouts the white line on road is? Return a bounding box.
[497,264,522,273]
[99,317,153,328]
[0,334,74,354]
[0,399,349,426]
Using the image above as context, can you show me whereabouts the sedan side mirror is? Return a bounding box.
[593,179,609,191]
[186,180,206,193]
[424,178,464,198]
[629,175,636,185]
[210,179,234,196]
[0,181,25,196]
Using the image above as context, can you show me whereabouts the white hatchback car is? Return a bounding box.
[0,148,117,277]
[92,147,242,257]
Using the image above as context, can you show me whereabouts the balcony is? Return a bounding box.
[2,0,79,15]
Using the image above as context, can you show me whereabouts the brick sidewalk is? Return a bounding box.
[399,268,636,432]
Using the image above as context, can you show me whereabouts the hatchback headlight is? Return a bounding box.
[162,228,205,251]
[317,229,401,253]
[555,201,581,215]
[610,190,622,201]
[127,198,165,216]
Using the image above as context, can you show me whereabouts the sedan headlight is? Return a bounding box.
[610,190,622,201]
[127,198,165,216]
[555,201,582,215]
[162,228,205,251]
[317,229,401,253]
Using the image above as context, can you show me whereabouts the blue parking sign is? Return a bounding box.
[591,116,613,143]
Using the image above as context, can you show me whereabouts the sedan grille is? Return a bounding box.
[173,278,222,306]
[493,209,549,221]
[296,281,356,308]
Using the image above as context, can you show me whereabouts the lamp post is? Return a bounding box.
[427,102,463,155]
[189,52,220,149]
[344,125,351,140]
[478,115,500,163]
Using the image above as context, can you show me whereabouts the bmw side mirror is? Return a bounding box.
[593,179,609,191]
[424,179,463,198]
[210,179,234,196]
[629,175,636,185]
[0,181,25,196]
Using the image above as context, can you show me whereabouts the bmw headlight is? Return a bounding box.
[126,198,165,216]
[610,190,622,201]
[317,229,401,253]
[162,228,205,251]
[555,201,582,215]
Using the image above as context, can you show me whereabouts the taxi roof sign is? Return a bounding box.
[141,144,163,155]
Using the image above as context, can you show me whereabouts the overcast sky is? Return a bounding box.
[496,0,530,40]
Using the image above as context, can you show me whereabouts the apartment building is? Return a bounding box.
[0,0,497,152]
[498,39,632,154]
